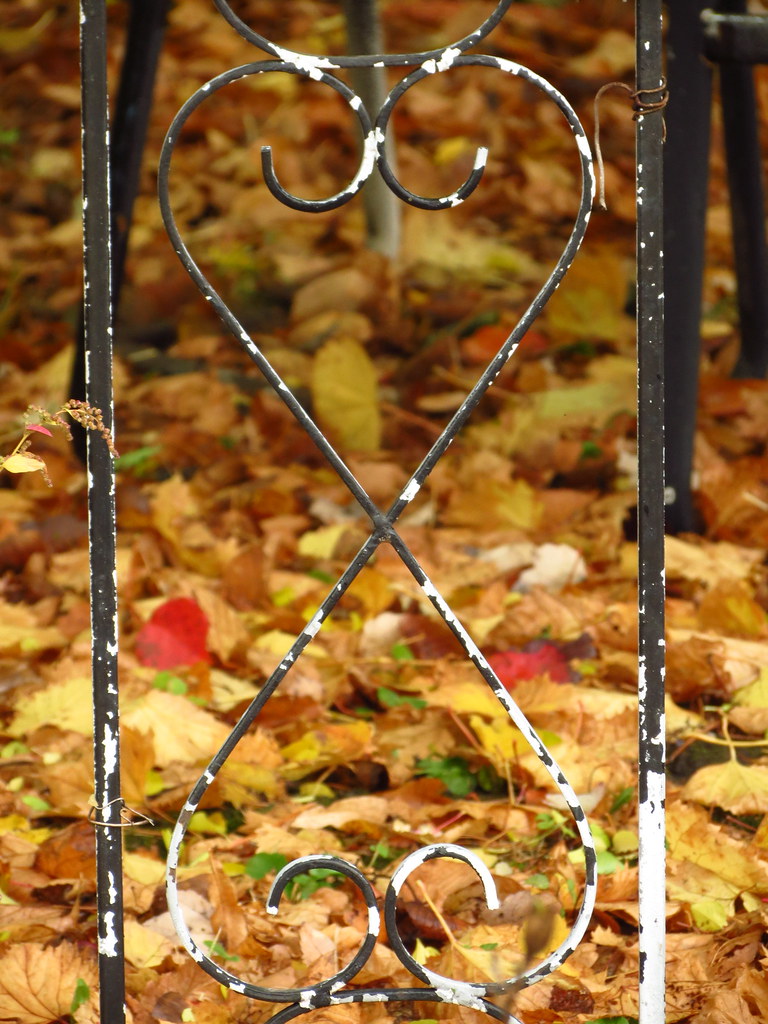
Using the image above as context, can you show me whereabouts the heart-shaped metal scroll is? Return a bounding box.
[159,3,597,1019]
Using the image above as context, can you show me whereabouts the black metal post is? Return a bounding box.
[72,0,171,461]
[662,0,712,534]
[80,2,124,1022]
[717,0,768,379]
[636,0,666,1021]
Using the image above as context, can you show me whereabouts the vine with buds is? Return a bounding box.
[0,399,118,486]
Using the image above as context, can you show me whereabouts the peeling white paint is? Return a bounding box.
[303,610,324,638]
[273,46,337,81]
[400,478,421,503]
[99,911,119,956]
[368,903,380,932]
[102,725,118,777]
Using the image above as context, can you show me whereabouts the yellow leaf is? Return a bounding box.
[567,29,636,77]
[209,668,260,712]
[1,453,45,474]
[698,581,767,638]
[733,666,768,706]
[193,587,250,663]
[412,938,440,964]
[470,715,529,764]
[0,942,97,1024]
[348,568,395,616]
[255,629,327,658]
[681,759,768,815]
[0,599,65,656]
[690,899,730,932]
[217,760,281,805]
[665,536,762,587]
[427,677,502,718]
[446,478,543,531]
[297,523,347,558]
[10,675,92,737]
[123,852,166,886]
[434,136,475,166]
[532,379,631,422]
[402,214,540,282]
[667,804,768,927]
[311,337,381,451]
[280,721,373,780]
[122,690,229,767]
[543,252,629,341]
[124,918,174,969]
[493,479,544,531]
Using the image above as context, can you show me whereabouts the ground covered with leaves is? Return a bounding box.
[3,1,768,1022]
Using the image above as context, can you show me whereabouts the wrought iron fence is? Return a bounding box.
[80,1,666,1022]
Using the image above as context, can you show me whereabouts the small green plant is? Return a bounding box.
[114,444,161,476]
[152,671,188,696]
[70,978,91,1015]
[610,786,634,814]
[0,401,117,486]
[244,852,288,880]
[580,440,603,460]
[585,1018,638,1024]
[390,641,415,661]
[285,868,343,900]
[534,809,575,841]
[368,840,401,868]
[203,939,239,962]
[415,756,504,798]
[377,686,426,710]
[416,756,478,797]
[0,128,20,162]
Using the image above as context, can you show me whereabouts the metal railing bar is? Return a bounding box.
[158,6,601,1017]
[635,0,667,1021]
[158,56,594,532]
[211,0,516,68]
[80,1,124,1022]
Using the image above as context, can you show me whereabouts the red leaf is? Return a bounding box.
[487,643,571,689]
[135,597,210,669]
[26,423,53,436]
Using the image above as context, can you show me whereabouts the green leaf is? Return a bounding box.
[526,873,550,889]
[1,741,28,757]
[203,939,240,962]
[245,852,288,880]
[70,978,90,1015]
[22,794,50,812]
[307,569,334,584]
[596,850,623,874]
[114,445,162,473]
[369,840,399,866]
[390,642,415,661]
[610,786,634,813]
[286,868,343,900]
[584,1018,638,1024]
[416,756,477,797]
[580,440,602,460]
[377,686,426,710]
[152,670,187,695]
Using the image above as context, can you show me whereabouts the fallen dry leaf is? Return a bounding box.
[311,337,382,452]
[682,759,768,816]
[0,942,97,1024]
